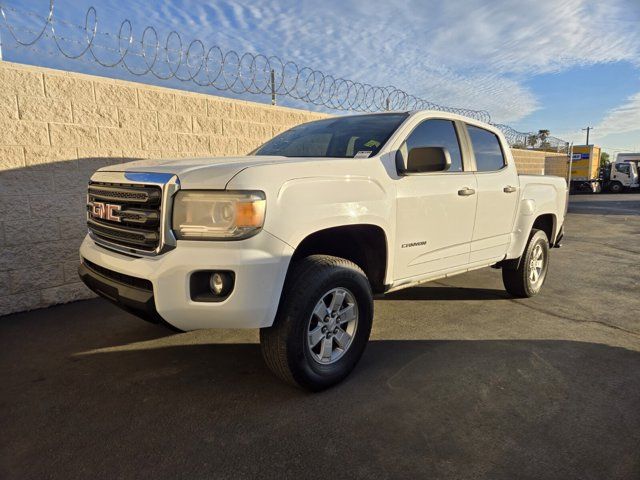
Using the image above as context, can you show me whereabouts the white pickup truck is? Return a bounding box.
[79,111,567,390]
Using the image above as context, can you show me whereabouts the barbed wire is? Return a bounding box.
[494,124,567,151]
[0,0,568,151]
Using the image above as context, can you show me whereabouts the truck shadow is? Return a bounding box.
[2,299,640,479]
[379,284,511,301]
[568,199,640,216]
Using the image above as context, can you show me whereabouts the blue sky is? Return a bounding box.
[2,0,639,155]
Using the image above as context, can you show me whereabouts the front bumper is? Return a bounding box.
[78,259,169,326]
[78,231,293,331]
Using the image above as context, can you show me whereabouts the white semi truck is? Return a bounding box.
[78,111,567,390]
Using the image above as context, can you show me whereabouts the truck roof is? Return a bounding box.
[617,153,640,159]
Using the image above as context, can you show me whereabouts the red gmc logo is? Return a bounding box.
[91,202,122,222]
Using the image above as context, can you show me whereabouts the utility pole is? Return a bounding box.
[582,126,593,145]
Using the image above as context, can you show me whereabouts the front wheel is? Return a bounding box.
[609,181,623,193]
[502,229,550,298]
[260,255,373,391]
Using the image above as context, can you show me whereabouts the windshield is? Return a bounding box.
[253,113,408,158]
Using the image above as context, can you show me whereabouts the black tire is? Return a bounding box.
[609,181,623,193]
[260,255,373,391]
[502,229,550,298]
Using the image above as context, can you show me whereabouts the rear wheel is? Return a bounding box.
[260,255,373,391]
[502,229,549,298]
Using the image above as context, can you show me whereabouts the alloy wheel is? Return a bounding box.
[528,243,546,286]
[306,287,359,365]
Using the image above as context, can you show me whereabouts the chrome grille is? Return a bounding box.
[87,184,161,204]
[87,218,159,247]
[86,172,179,256]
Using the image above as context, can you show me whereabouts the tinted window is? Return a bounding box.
[254,113,408,158]
[467,125,506,171]
[404,119,463,171]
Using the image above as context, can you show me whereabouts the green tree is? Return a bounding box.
[538,129,550,142]
[537,129,552,151]
[600,151,610,167]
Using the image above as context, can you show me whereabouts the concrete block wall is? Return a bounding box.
[511,149,568,175]
[545,156,570,179]
[0,61,329,316]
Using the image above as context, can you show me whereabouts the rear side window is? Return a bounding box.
[404,119,463,172]
[467,125,506,171]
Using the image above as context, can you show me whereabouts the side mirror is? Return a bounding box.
[397,146,451,174]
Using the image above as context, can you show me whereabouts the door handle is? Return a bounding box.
[503,185,517,193]
[458,187,476,196]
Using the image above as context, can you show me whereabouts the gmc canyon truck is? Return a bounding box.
[79,111,567,390]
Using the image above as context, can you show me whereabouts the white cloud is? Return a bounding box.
[552,92,640,151]
[596,92,640,136]
[124,0,638,123]
[424,0,640,74]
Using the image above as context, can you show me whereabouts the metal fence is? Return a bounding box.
[0,0,568,151]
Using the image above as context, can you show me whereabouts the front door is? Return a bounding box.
[394,119,478,281]
[612,162,632,187]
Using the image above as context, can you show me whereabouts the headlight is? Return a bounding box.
[172,190,266,240]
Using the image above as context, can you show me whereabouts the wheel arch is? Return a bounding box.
[505,209,558,262]
[285,224,389,294]
[531,213,556,244]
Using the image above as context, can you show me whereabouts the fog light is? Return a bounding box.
[190,270,235,302]
[210,273,225,295]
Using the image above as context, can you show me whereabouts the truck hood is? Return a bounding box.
[99,155,292,189]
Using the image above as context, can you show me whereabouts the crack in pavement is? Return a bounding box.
[568,238,640,256]
[510,299,640,338]
[432,281,640,339]
[568,205,640,215]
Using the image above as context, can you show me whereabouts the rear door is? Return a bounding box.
[466,125,519,263]
[393,119,477,281]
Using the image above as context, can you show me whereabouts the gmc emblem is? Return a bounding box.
[90,201,122,222]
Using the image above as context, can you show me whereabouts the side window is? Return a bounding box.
[616,163,630,175]
[404,119,463,172]
[467,125,506,171]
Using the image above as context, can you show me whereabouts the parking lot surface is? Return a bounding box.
[2,193,639,479]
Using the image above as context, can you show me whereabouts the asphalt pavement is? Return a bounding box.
[1,193,639,480]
